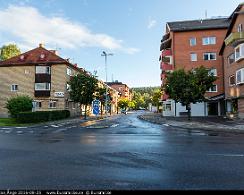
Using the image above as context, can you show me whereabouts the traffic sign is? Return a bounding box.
[92,100,100,115]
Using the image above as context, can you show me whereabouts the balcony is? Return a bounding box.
[161,62,173,72]
[160,39,172,51]
[35,90,50,97]
[225,32,244,47]
[162,49,172,57]
[35,74,51,83]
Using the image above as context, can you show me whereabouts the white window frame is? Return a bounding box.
[11,84,18,91]
[67,67,72,76]
[33,101,42,109]
[203,53,217,61]
[235,43,244,62]
[208,68,217,76]
[202,37,216,45]
[190,37,196,46]
[190,53,197,62]
[207,84,218,92]
[236,68,244,85]
[35,83,51,91]
[49,101,57,109]
[238,24,243,33]
[228,53,235,65]
[229,75,236,86]
[36,66,51,74]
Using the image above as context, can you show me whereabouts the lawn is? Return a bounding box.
[0,118,32,126]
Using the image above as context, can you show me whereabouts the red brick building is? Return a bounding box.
[160,18,230,116]
[106,81,131,101]
[220,3,244,119]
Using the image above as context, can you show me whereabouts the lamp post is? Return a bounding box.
[101,51,113,117]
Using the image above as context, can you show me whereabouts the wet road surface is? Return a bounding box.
[1,111,244,190]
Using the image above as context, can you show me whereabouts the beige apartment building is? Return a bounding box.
[0,44,81,117]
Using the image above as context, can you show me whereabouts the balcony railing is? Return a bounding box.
[161,62,173,71]
[162,49,172,57]
[225,32,244,46]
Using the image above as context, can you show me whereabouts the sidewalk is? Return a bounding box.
[138,112,244,134]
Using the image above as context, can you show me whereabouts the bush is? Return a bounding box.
[6,96,33,118]
[16,110,70,123]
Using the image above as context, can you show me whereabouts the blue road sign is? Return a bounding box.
[92,100,100,115]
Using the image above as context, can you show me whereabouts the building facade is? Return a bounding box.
[220,3,244,119]
[160,18,230,116]
[0,44,81,117]
[106,81,131,101]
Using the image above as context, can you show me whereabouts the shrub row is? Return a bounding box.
[16,110,70,123]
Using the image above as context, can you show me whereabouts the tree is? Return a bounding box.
[164,66,216,120]
[69,73,98,119]
[6,96,33,118]
[128,100,136,110]
[0,44,21,61]
[95,87,113,115]
[152,89,162,113]
[118,98,129,110]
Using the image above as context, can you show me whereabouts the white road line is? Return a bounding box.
[163,124,169,127]
[52,128,67,133]
[17,131,23,134]
[111,124,119,128]
[44,126,49,128]
[208,153,244,157]
[51,125,59,128]
[1,128,12,130]
[15,127,27,129]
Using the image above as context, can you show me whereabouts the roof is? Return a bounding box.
[167,18,230,32]
[0,44,71,67]
[106,81,129,88]
[220,3,244,55]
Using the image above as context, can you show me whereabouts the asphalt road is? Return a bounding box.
[1,111,244,190]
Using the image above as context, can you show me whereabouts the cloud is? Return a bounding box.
[147,18,157,29]
[0,5,139,54]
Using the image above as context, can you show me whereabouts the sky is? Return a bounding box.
[0,0,242,87]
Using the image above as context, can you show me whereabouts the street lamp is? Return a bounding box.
[101,51,113,117]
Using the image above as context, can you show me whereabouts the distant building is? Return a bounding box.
[106,81,131,101]
[0,44,82,117]
[220,3,244,119]
[160,17,230,116]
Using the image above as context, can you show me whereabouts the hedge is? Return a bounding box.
[16,110,70,123]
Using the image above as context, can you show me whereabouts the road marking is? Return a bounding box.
[17,131,23,134]
[15,127,27,129]
[52,128,67,133]
[44,126,49,128]
[208,153,244,157]
[163,124,169,127]
[1,128,11,130]
[5,130,12,133]
[111,124,119,128]
[51,125,59,128]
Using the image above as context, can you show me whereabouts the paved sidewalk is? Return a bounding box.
[138,112,244,134]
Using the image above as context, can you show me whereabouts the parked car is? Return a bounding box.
[121,109,127,115]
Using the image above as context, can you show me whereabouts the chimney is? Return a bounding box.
[39,43,44,48]
[49,50,58,55]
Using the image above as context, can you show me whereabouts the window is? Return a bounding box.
[235,43,244,62]
[33,101,42,109]
[11,84,18,91]
[49,101,57,108]
[238,24,243,32]
[202,37,216,45]
[66,83,71,91]
[190,38,196,46]
[207,85,217,92]
[229,75,236,86]
[67,68,72,76]
[36,66,50,74]
[236,68,244,85]
[163,56,173,64]
[190,53,197,61]
[204,53,216,61]
[228,53,235,65]
[208,68,217,76]
[35,83,50,91]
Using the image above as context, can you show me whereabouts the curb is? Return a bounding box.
[138,114,244,135]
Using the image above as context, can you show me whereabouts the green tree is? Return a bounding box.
[128,100,136,110]
[0,44,21,61]
[164,66,216,120]
[118,98,129,110]
[152,89,162,113]
[69,73,98,119]
[6,96,33,118]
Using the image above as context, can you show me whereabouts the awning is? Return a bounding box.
[207,94,225,101]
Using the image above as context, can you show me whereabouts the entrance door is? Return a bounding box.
[208,102,218,116]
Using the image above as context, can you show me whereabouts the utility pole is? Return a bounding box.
[101,51,113,117]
